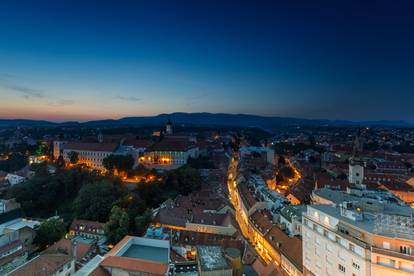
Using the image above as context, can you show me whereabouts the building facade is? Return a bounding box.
[302,204,414,276]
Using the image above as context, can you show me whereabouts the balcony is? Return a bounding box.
[372,247,414,262]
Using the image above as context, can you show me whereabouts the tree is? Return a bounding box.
[279,166,295,179]
[0,153,27,172]
[34,218,66,249]
[56,155,65,168]
[166,166,202,195]
[68,151,79,165]
[73,181,116,222]
[105,206,130,244]
[116,192,147,231]
[103,154,135,174]
[187,156,214,169]
[134,208,152,235]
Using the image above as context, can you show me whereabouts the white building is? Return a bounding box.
[140,136,199,170]
[61,142,119,170]
[75,236,171,275]
[302,203,414,276]
[349,160,364,186]
[5,174,26,186]
[279,205,306,237]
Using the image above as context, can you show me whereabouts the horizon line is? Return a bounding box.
[0,112,412,125]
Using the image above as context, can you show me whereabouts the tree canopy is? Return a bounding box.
[105,206,130,244]
[166,166,202,196]
[103,154,135,174]
[7,166,102,218]
[73,180,117,222]
[68,151,79,164]
[34,218,66,249]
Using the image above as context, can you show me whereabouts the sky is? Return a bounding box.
[0,0,413,122]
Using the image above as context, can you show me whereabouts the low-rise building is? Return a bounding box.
[69,219,106,241]
[140,136,199,170]
[9,253,75,276]
[5,173,26,186]
[76,236,171,276]
[0,199,20,214]
[0,208,40,274]
[279,205,306,237]
[197,245,233,276]
[239,146,275,165]
[62,142,119,171]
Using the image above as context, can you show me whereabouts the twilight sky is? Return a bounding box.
[0,0,414,122]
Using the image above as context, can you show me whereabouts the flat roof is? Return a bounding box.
[308,205,414,239]
[197,246,230,271]
[122,244,169,264]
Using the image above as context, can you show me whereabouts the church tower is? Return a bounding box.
[97,130,104,143]
[349,129,364,186]
[165,117,173,135]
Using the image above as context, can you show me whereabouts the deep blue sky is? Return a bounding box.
[0,0,413,122]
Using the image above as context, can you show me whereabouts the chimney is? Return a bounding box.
[71,239,77,260]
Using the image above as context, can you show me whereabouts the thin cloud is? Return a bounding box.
[114,95,142,102]
[189,93,208,101]
[2,84,45,99]
[47,99,75,107]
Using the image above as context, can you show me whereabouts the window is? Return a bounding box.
[317,225,324,235]
[400,245,412,255]
[326,244,333,253]
[326,256,332,265]
[352,261,360,270]
[338,264,346,273]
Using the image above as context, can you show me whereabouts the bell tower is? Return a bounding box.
[349,129,364,186]
[165,117,173,135]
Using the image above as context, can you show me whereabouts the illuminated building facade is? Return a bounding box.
[61,142,119,170]
[140,136,199,170]
[303,204,414,276]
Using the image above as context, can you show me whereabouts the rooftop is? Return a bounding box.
[45,238,95,263]
[279,205,306,223]
[101,256,168,275]
[9,253,72,276]
[64,142,119,152]
[150,137,196,152]
[197,246,230,271]
[121,244,169,264]
[307,204,414,240]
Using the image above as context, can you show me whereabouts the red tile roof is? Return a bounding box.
[70,219,105,235]
[123,138,153,149]
[101,256,168,275]
[150,137,196,152]
[265,226,303,272]
[45,239,93,262]
[65,142,118,152]
[9,254,72,276]
[249,210,274,236]
[237,184,260,210]
[90,266,110,276]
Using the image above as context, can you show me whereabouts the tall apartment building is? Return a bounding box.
[302,202,414,276]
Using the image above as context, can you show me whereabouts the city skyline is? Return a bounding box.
[1,0,414,122]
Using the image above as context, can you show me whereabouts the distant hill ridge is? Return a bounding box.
[0,113,412,128]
